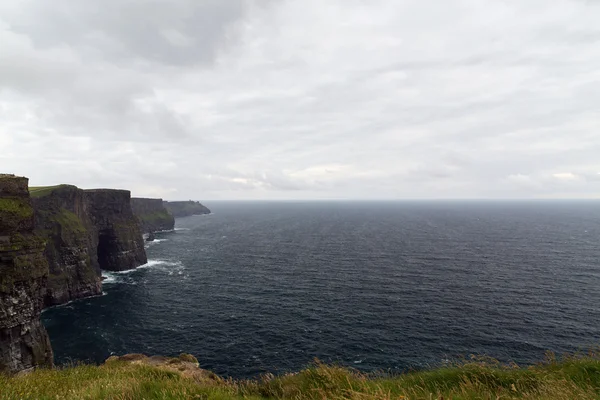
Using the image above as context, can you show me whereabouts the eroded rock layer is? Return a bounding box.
[0,174,53,373]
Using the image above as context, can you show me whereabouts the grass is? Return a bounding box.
[53,208,87,234]
[139,210,173,223]
[2,353,600,399]
[29,185,74,198]
[0,198,34,219]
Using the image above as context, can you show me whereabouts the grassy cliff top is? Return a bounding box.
[2,353,600,399]
[29,185,77,198]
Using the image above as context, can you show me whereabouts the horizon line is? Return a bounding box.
[165,198,600,202]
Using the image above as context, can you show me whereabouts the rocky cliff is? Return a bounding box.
[31,186,101,307]
[84,190,148,272]
[131,198,175,233]
[164,201,211,218]
[0,175,53,373]
[30,186,148,307]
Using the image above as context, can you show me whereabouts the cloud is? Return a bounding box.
[1,0,599,199]
[552,172,580,181]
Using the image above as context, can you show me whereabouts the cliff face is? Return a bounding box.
[131,198,175,233]
[31,186,102,307]
[0,175,53,373]
[164,201,211,218]
[31,186,148,307]
[84,190,147,272]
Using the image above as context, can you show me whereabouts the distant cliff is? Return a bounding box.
[85,190,148,272]
[164,201,211,218]
[131,198,175,233]
[0,174,53,373]
[31,186,147,307]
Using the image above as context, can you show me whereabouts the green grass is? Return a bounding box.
[3,353,600,399]
[0,198,33,219]
[29,185,73,198]
[53,208,87,234]
[139,211,173,223]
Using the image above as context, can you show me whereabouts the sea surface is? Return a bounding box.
[42,201,600,378]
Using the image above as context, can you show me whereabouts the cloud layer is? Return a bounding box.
[1,0,599,199]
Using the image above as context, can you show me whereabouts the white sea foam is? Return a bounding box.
[112,267,141,275]
[145,238,169,248]
[102,260,185,283]
[102,271,138,285]
[102,272,117,284]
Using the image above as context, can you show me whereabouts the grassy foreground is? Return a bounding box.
[2,353,600,400]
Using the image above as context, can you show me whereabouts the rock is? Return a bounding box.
[146,232,155,242]
[104,353,221,382]
[131,198,175,234]
[31,185,148,306]
[163,201,211,218]
[0,174,53,373]
[83,189,148,272]
[31,185,102,307]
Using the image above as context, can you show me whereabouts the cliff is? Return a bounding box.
[164,201,211,218]
[0,175,53,373]
[31,186,101,307]
[131,198,175,233]
[85,190,148,272]
[31,186,148,307]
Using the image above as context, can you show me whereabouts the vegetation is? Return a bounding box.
[29,185,73,198]
[0,198,33,219]
[164,200,210,217]
[53,209,87,234]
[2,353,600,399]
[139,210,173,223]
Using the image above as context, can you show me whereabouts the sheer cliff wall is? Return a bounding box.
[0,174,53,373]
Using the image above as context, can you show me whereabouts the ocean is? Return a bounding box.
[41,201,600,378]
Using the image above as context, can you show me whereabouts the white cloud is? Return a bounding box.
[552,172,580,181]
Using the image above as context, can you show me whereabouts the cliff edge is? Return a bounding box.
[164,201,211,218]
[0,174,53,373]
[131,198,175,233]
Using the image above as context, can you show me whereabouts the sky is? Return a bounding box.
[0,0,599,200]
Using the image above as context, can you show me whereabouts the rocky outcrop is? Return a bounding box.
[164,201,211,218]
[31,186,101,307]
[0,174,53,373]
[131,198,175,233]
[105,353,220,382]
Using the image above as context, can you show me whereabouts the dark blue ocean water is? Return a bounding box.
[42,201,600,378]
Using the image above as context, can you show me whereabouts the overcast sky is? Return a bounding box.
[1,0,599,200]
